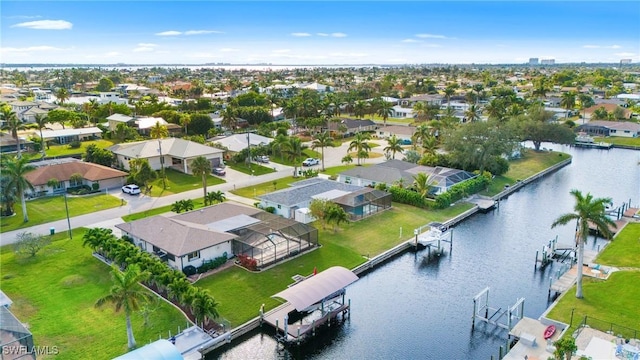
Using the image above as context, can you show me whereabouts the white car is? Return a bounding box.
[302,158,320,166]
[122,184,141,195]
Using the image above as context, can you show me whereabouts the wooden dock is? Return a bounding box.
[263,301,349,343]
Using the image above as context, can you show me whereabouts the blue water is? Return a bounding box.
[210,145,639,360]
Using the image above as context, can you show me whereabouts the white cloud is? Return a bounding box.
[220,48,239,52]
[401,39,421,43]
[415,33,447,39]
[133,46,154,52]
[6,15,42,19]
[184,30,223,35]
[291,32,311,37]
[614,52,635,57]
[0,45,63,53]
[583,44,622,49]
[11,19,72,30]
[331,32,347,38]
[317,33,329,37]
[138,43,158,47]
[422,43,442,48]
[272,49,291,53]
[156,30,182,36]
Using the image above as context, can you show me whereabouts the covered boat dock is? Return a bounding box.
[262,266,358,344]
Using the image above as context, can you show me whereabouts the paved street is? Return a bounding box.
[0,139,391,245]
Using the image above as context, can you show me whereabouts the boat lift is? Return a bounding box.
[471,287,525,332]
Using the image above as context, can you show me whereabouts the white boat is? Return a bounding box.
[417,224,449,246]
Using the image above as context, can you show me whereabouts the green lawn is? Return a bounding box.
[482,150,571,196]
[270,149,321,167]
[196,202,473,326]
[595,223,640,268]
[43,139,115,158]
[0,229,186,359]
[230,176,302,199]
[319,164,360,176]
[149,168,225,197]
[121,198,206,222]
[1,194,123,233]
[594,136,640,147]
[227,161,276,176]
[546,223,640,339]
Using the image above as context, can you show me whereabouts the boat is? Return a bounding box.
[416,223,449,247]
[574,132,613,149]
[543,324,556,339]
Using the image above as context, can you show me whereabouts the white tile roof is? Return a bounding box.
[109,138,223,159]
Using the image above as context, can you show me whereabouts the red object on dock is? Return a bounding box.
[543,325,556,340]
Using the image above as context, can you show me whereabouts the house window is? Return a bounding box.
[187,251,199,261]
[167,253,175,261]
[277,205,281,209]
[69,177,83,187]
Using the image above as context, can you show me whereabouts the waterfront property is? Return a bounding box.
[117,202,319,270]
[24,159,128,197]
[576,120,640,138]
[109,138,225,174]
[338,159,477,195]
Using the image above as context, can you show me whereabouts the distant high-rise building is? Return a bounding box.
[540,59,555,65]
[529,58,539,65]
[620,59,632,64]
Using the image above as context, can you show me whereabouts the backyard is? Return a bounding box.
[0,193,123,233]
[42,139,115,158]
[0,229,187,359]
[482,150,571,196]
[148,168,225,197]
[196,201,474,326]
[594,136,640,148]
[546,223,640,339]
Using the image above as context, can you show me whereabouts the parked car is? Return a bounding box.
[400,139,412,145]
[254,155,270,163]
[302,158,320,166]
[122,184,141,195]
[212,167,226,176]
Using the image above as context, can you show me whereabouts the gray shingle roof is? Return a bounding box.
[258,179,362,207]
[109,138,224,159]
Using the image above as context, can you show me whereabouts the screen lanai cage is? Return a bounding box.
[332,188,392,221]
[0,306,35,360]
[232,212,318,268]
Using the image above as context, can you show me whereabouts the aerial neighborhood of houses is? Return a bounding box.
[1,63,639,359]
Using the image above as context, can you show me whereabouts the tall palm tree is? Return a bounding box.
[2,156,35,222]
[443,86,456,107]
[347,132,371,166]
[270,134,289,160]
[205,190,226,206]
[354,100,368,119]
[180,113,192,135]
[377,101,394,126]
[412,101,427,122]
[384,135,403,160]
[551,190,616,299]
[560,91,576,119]
[284,136,304,177]
[578,94,594,124]
[1,108,26,158]
[56,88,70,105]
[34,114,50,157]
[149,121,168,139]
[412,172,436,198]
[464,104,481,123]
[191,156,212,203]
[95,264,151,350]
[311,131,334,171]
[412,123,433,153]
[189,288,219,326]
[221,107,238,131]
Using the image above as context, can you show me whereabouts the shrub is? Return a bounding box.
[237,254,258,271]
[388,186,432,209]
[196,253,228,273]
[68,140,81,149]
[182,265,197,276]
[264,206,276,214]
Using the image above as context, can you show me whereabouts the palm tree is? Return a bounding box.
[205,190,226,206]
[2,156,35,222]
[412,123,433,153]
[560,91,577,119]
[443,86,456,107]
[412,172,436,198]
[347,132,371,166]
[221,107,238,131]
[189,288,219,326]
[270,134,288,160]
[2,108,27,159]
[149,121,168,139]
[384,135,403,160]
[95,264,151,350]
[55,88,70,105]
[34,114,50,156]
[464,104,481,123]
[179,113,191,135]
[377,101,394,126]
[354,100,368,119]
[578,94,594,124]
[82,227,116,253]
[191,156,211,203]
[311,131,334,171]
[551,190,616,299]
[326,204,349,233]
[284,136,304,177]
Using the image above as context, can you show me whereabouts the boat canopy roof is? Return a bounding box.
[272,266,358,311]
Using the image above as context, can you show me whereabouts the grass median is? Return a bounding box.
[1,193,123,233]
[148,168,225,197]
[0,228,187,359]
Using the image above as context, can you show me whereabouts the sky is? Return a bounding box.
[1,1,639,65]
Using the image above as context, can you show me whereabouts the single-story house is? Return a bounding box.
[35,127,102,144]
[106,113,135,131]
[24,160,128,196]
[0,132,31,154]
[116,202,318,270]
[376,125,416,141]
[391,105,415,119]
[258,178,391,221]
[400,94,444,107]
[583,104,632,120]
[576,121,640,138]
[208,133,273,153]
[109,138,225,174]
[135,117,181,136]
[337,159,477,195]
[328,118,377,135]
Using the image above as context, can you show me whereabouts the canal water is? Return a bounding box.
[210,145,639,360]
